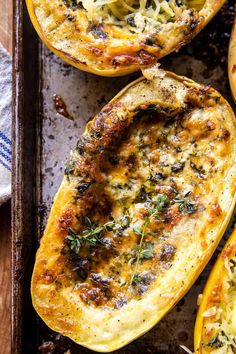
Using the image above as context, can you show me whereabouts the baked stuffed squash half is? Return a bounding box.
[26,0,225,76]
[195,226,236,353]
[229,18,236,102]
[32,67,236,352]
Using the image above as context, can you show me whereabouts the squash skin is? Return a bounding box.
[194,227,236,353]
[31,69,236,352]
[229,19,236,102]
[25,0,226,77]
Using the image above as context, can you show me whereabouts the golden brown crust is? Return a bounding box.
[32,68,236,352]
[26,0,226,76]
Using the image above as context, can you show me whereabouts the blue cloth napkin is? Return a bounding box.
[0,43,11,206]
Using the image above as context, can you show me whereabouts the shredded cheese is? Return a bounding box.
[80,0,205,33]
[203,306,217,318]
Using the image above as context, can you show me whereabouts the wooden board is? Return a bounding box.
[0,1,12,353]
[0,201,11,354]
[0,0,13,54]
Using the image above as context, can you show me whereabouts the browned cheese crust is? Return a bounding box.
[26,0,225,76]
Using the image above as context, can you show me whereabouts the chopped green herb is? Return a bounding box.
[91,26,107,39]
[76,137,86,155]
[119,215,130,228]
[170,186,178,194]
[119,280,127,287]
[65,160,75,180]
[179,200,196,214]
[171,162,185,173]
[145,36,156,46]
[206,336,220,348]
[160,243,176,262]
[131,273,143,285]
[115,215,130,236]
[62,0,82,10]
[190,161,205,179]
[173,196,197,214]
[147,194,169,218]
[76,181,93,195]
[149,172,166,183]
[155,194,169,212]
[66,13,76,22]
[127,16,136,27]
[136,187,147,203]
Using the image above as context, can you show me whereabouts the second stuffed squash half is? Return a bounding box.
[26,0,225,76]
[229,18,236,103]
[195,226,236,353]
[31,67,236,352]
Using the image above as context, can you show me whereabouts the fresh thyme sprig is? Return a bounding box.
[146,194,169,219]
[67,218,115,254]
[130,217,149,286]
[130,194,169,286]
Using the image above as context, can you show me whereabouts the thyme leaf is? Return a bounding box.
[133,243,154,260]
[66,227,104,254]
[130,194,169,286]
[66,218,115,254]
[132,274,143,285]
[190,161,205,179]
[178,200,196,214]
[141,243,154,259]
[133,226,142,236]
[130,217,149,286]
[174,196,197,214]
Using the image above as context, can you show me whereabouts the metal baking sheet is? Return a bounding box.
[12,1,236,353]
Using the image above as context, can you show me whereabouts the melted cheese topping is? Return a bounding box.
[31,70,236,352]
[27,0,224,74]
[81,0,204,33]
